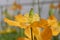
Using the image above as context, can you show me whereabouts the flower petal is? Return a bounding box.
[4,18,20,27]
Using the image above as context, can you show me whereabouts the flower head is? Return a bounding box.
[10,2,22,10]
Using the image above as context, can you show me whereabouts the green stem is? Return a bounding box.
[38,0,41,18]
[32,0,35,8]
[53,36,59,40]
[19,28,25,37]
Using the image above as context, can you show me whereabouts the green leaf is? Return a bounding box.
[0,30,18,40]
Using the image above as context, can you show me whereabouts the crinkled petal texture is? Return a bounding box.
[51,25,60,36]
[32,27,42,40]
[39,19,49,28]
[24,13,40,23]
[25,20,52,40]
[25,27,31,40]
[47,16,58,28]
[15,14,29,23]
[52,28,59,36]
[31,19,52,40]
[47,16,60,36]
[24,21,41,40]
[25,26,42,40]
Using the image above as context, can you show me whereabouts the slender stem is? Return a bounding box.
[1,6,4,30]
[38,0,41,18]
[31,28,33,40]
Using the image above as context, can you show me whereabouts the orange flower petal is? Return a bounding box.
[39,19,49,28]
[57,3,60,8]
[50,3,55,8]
[41,27,52,40]
[17,4,22,10]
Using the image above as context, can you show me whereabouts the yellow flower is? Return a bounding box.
[47,15,60,36]
[4,13,53,40]
[4,13,41,40]
[10,2,22,10]
[25,19,52,40]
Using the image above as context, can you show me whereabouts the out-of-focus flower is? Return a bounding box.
[48,3,60,36]
[57,3,60,9]
[47,15,60,36]
[10,2,22,10]
[4,8,52,40]
[25,19,52,40]
[48,5,59,36]
[39,19,52,40]
[50,3,55,9]
[4,8,40,40]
